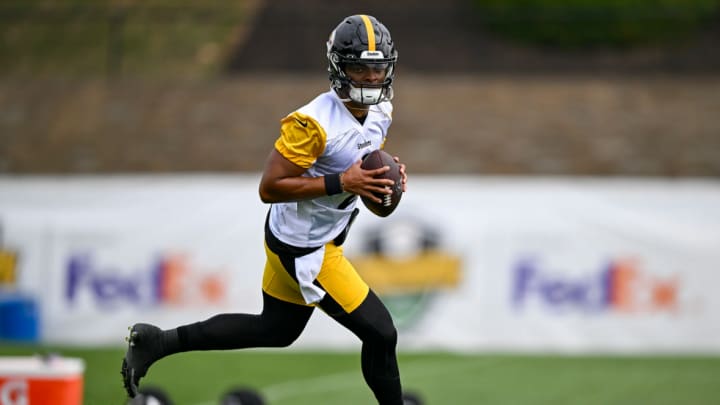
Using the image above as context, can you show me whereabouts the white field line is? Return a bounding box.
[190,357,497,404]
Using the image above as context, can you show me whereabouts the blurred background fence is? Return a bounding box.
[1,0,719,175]
[1,0,719,176]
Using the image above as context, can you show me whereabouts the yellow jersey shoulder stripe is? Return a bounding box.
[275,112,327,169]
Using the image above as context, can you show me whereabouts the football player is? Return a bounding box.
[122,14,408,405]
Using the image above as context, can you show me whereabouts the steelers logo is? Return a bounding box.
[351,218,462,329]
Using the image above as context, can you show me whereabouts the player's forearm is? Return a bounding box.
[259,175,338,203]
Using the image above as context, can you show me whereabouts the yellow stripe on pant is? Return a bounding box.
[262,242,369,313]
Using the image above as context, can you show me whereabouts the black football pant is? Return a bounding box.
[170,290,403,405]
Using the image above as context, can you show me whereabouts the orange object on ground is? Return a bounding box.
[0,356,84,405]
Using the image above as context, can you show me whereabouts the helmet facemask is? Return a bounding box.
[329,56,395,105]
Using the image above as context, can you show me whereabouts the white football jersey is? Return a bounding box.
[268,90,393,248]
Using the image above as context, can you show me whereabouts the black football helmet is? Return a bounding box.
[327,15,398,105]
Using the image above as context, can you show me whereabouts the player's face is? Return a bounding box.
[344,63,388,85]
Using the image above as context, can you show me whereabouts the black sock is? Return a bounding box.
[169,293,314,353]
[160,328,182,356]
[371,375,403,405]
[320,290,404,405]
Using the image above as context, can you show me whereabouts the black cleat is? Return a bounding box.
[121,323,164,398]
[402,391,424,405]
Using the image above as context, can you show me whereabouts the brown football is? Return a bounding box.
[360,149,403,217]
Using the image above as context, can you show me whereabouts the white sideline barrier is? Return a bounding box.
[1,175,719,353]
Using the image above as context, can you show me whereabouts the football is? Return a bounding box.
[360,149,403,217]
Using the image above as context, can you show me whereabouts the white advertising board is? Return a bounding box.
[1,175,719,353]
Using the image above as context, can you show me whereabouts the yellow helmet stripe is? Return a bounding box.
[360,15,375,52]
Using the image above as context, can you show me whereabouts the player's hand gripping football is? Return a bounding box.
[341,159,394,204]
[342,156,407,203]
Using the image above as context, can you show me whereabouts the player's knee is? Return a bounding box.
[263,323,304,347]
[371,317,398,348]
[266,334,299,347]
[382,323,398,348]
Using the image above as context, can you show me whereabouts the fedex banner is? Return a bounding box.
[1,175,719,353]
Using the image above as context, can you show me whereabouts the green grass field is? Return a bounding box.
[1,345,720,405]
